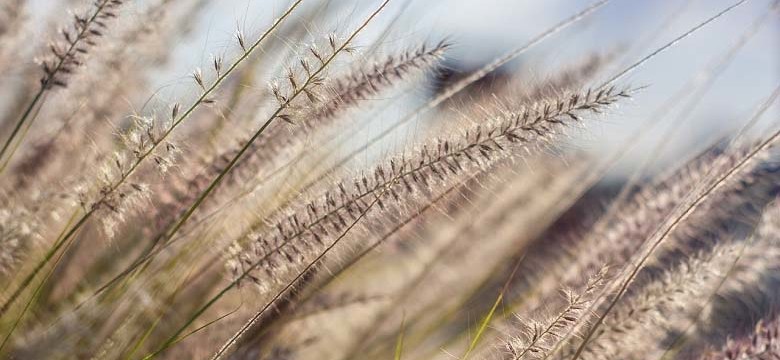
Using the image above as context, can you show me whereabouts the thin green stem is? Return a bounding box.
[463,261,521,360]
[394,313,406,360]
[0,91,43,173]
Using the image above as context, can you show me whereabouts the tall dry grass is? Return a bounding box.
[0,0,778,359]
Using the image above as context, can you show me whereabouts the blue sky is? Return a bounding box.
[20,0,780,174]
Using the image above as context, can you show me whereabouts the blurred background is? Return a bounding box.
[11,0,780,175]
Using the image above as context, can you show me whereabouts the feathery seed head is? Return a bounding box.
[40,0,125,89]
[227,88,628,289]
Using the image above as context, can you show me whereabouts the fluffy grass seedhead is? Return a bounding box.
[226,87,628,289]
[40,0,124,89]
[505,266,607,360]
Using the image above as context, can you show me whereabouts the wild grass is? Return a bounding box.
[0,0,778,359]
